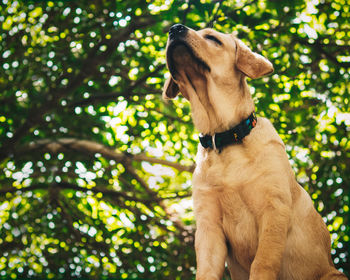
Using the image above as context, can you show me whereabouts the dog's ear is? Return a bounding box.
[162,77,180,99]
[235,39,274,79]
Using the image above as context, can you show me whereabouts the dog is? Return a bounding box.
[163,24,347,280]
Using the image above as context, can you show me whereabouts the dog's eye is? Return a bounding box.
[205,34,222,45]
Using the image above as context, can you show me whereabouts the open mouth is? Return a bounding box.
[166,40,210,79]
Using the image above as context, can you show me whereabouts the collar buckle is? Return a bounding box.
[211,134,217,151]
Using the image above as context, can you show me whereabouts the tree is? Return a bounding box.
[0,0,348,279]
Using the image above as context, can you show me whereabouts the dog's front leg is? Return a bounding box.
[195,223,227,280]
[249,192,291,280]
[194,190,227,280]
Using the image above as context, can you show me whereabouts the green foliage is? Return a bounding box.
[0,0,348,279]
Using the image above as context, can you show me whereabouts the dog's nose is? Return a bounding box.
[169,24,188,40]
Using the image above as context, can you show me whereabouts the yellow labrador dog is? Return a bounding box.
[163,24,347,280]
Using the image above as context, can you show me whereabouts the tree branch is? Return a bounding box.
[0,181,185,202]
[207,0,225,27]
[57,181,153,203]
[0,184,44,195]
[18,138,195,173]
[297,37,350,68]
[68,65,164,108]
[182,0,193,25]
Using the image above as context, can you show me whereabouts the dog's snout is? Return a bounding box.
[169,24,188,40]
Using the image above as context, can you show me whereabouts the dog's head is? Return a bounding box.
[163,24,273,99]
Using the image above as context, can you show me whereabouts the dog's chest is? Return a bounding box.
[193,149,260,270]
[219,190,258,270]
[194,146,256,188]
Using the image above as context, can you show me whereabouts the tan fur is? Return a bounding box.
[163,26,347,280]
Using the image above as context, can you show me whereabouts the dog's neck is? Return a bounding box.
[184,76,255,135]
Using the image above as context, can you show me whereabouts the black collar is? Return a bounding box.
[199,112,257,151]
